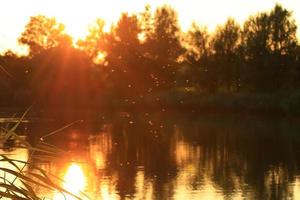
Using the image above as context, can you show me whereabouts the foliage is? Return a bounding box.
[19,15,72,56]
[0,4,300,113]
[241,4,298,91]
[77,19,107,60]
[210,18,241,92]
[140,5,184,93]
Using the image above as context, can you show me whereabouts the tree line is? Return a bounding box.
[0,4,300,109]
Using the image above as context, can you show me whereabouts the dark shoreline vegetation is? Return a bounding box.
[1,4,300,116]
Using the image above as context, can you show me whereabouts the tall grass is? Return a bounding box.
[0,108,86,200]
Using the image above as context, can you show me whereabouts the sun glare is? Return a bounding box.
[64,164,86,193]
[45,0,300,42]
[54,163,86,200]
[40,0,133,41]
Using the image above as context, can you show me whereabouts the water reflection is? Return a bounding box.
[65,164,85,196]
[0,148,28,195]
[2,114,300,199]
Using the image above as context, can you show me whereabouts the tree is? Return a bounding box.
[268,5,297,56]
[0,51,31,104]
[144,5,184,60]
[184,23,211,91]
[242,12,270,91]
[187,23,210,60]
[102,13,146,100]
[77,19,107,60]
[19,15,72,56]
[242,4,298,91]
[268,4,298,89]
[29,45,98,109]
[210,18,241,92]
[142,5,185,92]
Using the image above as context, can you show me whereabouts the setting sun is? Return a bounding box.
[44,0,124,40]
[2,1,300,199]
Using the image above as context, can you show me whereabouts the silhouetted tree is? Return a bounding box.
[242,5,297,91]
[210,18,241,92]
[19,15,72,56]
[268,5,298,89]
[0,51,31,104]
[187,23,210,60]
[77,19,107,61]
[29,45,98,110]
[1,3,300,110]
[142,5,185,92]
[103,13,147,100]
[184,24,211,91]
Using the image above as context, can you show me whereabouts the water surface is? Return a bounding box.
[2,113,300,199]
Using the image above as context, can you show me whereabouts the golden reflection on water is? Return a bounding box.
[173,129,244,200]
[99,177,119,200]
[3,119,300,199]
[0,135,247,200]
[89,132,112,170]
[134,169,154,200]
[174,139,225,200]
[63,164,86,194]
[293,177,300,200]
[0,148,28,196]
[53,163,87,200]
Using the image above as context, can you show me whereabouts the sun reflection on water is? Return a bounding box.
[0,148,28,195]
[54,163,87,200]
[99,178,119,200]
[64,164,86,193]
[3,119,300,199]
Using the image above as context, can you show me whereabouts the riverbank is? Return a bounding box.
[97,91,300,117]
[1,91,300,118]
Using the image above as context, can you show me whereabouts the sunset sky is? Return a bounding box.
[0,0,299,54]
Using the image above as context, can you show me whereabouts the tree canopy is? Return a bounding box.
[19,15,72,56]
[1,4,300,109]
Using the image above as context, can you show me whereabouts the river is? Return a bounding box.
[1,113,300,199]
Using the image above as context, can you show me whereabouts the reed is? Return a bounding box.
[0,107,86,200]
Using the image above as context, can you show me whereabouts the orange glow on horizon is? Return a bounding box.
[0,0,300,55]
